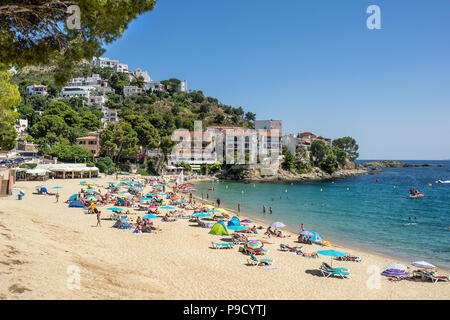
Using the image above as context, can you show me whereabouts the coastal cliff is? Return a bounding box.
[217,166,367,182]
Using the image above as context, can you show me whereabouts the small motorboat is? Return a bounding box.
[409,188,424,198]
[436,179,450,184]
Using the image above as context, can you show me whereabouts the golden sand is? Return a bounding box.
[0,176,448,300]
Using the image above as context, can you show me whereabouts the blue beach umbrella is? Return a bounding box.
[158,193,167,196]
[107,182,116,184]
[142,214,158,219]
[192,212,212,218]
[52,186,63,189]
[145,194,155,197]
[228,225,249,231]
[85,189,94,193]
[317,250,347,266]
[160,206,175,210]
[141,198,152,201]
[299,231,313,236]
[206,209,221,213]
[107,207,123,211]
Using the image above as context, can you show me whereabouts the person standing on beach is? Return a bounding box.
[237,203,240,213]
[201,193,204,200]
[96,209,101,227]
[55,192,59,203]
[263,205,266,214]
[206,193,209,199]
[269,207,272,214]
[300,223,305,231]
[189,192,193,203]
[216,198,221,207]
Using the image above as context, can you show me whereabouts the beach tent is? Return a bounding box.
[308,231,323,244]
[209,220,229,236]
[112,217,131,229]
[68,194,78,201]
[69,200,84,208]
[115,197,125,206]
[227,216,240,227]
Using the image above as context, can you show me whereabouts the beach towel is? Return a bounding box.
[257,265,280,270]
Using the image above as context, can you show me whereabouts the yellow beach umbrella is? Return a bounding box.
[204,204,214,209]
[217,208,228,214]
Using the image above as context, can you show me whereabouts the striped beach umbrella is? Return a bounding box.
[384,264,408,271]
[381,269,409,278]
[245,240,264,251]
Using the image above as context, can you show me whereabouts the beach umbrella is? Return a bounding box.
[206,209,221,213]
[241,219,252,223]
[299,231,313,236]
[86,196,97,201]
[204,205,214,209]
[317,250,347,266]
[245,240,264,251]
[68,194,78,201]
[149,205,158,209]
[85,189,94,193]
[141,198,152,201]
[217,208,228,214]
[107,207,123,211]
[383,264,408,271]
[411,261,436,269]
[160,206,175,210]
[142,214,158,219]
[270,221,286,228]
[192,212,212,218]
[107,182,116,184]
[52,186,63,189]
[228,225,249,231]
[381,269,409,278]
[146,194,155,197]
[158,193,167,196]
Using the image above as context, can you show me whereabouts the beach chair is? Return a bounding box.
[247,253,274,266]
[211,242,235,249]
[280,243,302,252]
[424,271,450,283]
[319,263,350,278]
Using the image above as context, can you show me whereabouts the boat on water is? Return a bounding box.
[436,179,450,184]
[409,188,424,198]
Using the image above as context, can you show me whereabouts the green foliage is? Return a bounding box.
[49,140,93,163]
[310,140,328,163]
[0,71,20,150]
[282,150,295,170]
[176,161,191,171]
[331,146,347,166]
[95,157,117,174]
[0,0,157,85]
[99,121,139,162]
[19,163,37,169]
[319,150,339,174]
[332,136,359,161]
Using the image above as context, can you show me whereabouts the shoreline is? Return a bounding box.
[1,176,449,300]
[191,183,450,273]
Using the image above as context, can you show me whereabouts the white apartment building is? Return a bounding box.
[101,108,119,126]
[14,119,28,138]
[123,85,142,96]
[68,74,102,87]
[178,80,188,93]
[60,86,91,99]
[91,57,128,73]
[130,68,151,83]
[255,120,282,132]
[87,95,106,107]
[144,81,165,92]
[26,84,48,96]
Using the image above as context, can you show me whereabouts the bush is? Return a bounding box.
[320,151,339,174]
[137,168,150,176]
[19,163,37,169]
[282,150,295,170]
[95,157,116,174]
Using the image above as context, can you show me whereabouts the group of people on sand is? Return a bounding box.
[264,226,289,238]
[135,216,161,233]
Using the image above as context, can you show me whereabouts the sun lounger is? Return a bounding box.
[280,243,302,252]
[211,242,235,249]
[319,262,351,278]
[424,271,450,283]
[247,253,274,266]
[335,255,362,262]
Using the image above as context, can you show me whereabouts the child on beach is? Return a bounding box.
[55,193,59,203]
[96,210,101,227]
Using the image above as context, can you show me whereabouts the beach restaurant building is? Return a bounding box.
[14,164,99,181]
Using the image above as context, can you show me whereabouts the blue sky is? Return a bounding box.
[103,0,450,160]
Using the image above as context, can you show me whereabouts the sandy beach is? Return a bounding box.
[0,176,448,300]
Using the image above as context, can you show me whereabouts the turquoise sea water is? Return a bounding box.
[193,160,450,269]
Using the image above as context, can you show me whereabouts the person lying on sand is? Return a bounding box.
[162,213,176,222]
